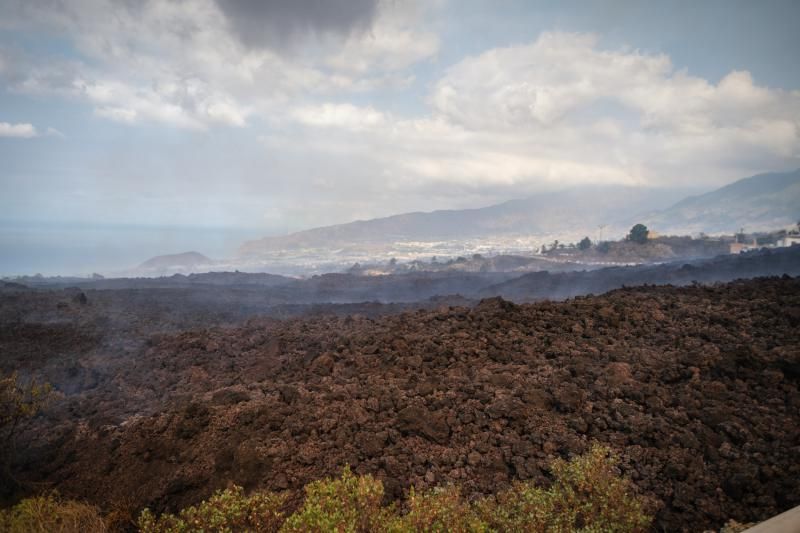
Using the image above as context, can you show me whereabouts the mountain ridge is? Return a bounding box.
[238,185,691,257]
[238,169,800,260]
[641,169,800,234]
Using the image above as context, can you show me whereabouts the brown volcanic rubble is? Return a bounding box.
[9,277,800,531]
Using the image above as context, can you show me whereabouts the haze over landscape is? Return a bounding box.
[2,0,800,275]
[2,2,800,532]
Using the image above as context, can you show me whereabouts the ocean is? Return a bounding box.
[0,221,266,277]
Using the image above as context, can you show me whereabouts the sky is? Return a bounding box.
[1,0,800,237]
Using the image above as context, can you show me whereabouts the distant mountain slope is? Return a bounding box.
[238,169,800,260]
[642,169,800,234]
[137,251,213,272]
[239,186,688,256]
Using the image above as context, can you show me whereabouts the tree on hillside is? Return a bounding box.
[627,224,649,244]
[578,236,592,250]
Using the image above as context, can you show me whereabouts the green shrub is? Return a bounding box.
[0,492,106,533]
[389,485,487,532]
[4,445,652,533]
[1,371,53,434]
[477,444,651,533]
[280,466,390,532]
[137,485,285,533]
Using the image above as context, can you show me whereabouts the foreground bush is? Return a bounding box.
[5,444,652,532]
[137,485,286,532]
[477,444,652,532]
[0,492,106,533]
[281,466,391,532]
[389,485,487,532]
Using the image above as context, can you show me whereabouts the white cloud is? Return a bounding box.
[326,0,439,74]
[0,0,438,130]
[0,121,37,138]
[0,121,62,139]
[2,3,799,229]
[291,103,386,130]
[281,32,800,198]
[430,32,800,138]
[77,77,249,130]
[45,127,64,138]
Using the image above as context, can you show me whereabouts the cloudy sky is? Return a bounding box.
[1,0,799,235]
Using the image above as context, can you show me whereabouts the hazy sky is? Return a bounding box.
[1,0,799,234]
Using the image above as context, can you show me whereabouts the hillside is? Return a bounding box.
[238,170,800,261]
[641,169,800,234]
[238,186,688,257]
[137,251,214,274]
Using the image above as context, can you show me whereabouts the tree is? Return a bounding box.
[578,236,592,250]
[627,224,649,244]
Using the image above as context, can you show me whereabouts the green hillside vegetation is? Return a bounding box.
[2,445,652,532]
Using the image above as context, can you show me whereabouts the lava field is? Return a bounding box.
[2,276,800,531]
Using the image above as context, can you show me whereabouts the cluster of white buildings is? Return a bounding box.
[729,224,800,254]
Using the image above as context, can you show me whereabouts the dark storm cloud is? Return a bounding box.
[215,0,380,49]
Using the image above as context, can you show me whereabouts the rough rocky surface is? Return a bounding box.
[2,277,798,531]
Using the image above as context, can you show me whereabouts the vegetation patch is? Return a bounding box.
[3,445,653,532]
[0,492,106,533]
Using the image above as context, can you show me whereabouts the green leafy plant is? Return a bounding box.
[5,445,652,533]
[477,444,652,532]
[137,485,285,533]
[1,371,53,436]
[281,466,390,532]
[389,485,487,532]
[0,492,106,533]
